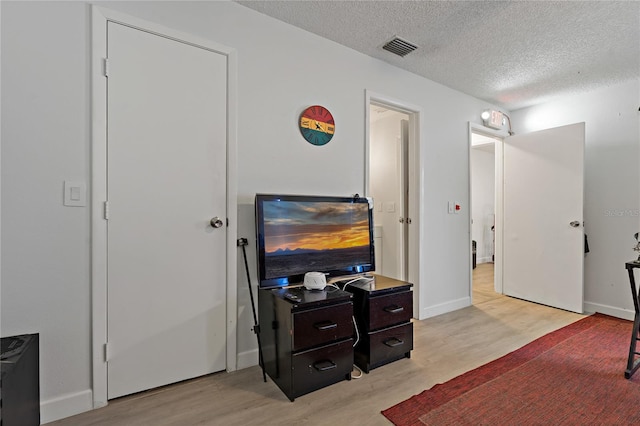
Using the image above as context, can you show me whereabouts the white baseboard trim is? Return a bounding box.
[584,301,634,321]
[477,257,493,264]
[236,348,258,370]
[419,296,471,320]
[41,389,93,424]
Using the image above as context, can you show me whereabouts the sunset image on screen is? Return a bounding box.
[263,201,369,254]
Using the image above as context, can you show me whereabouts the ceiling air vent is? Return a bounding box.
[382,37,418,57]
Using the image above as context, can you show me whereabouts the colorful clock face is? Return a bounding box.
[299,105,335,146]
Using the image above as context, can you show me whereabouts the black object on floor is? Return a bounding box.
[472,240,477,269]
[1,333,40,426]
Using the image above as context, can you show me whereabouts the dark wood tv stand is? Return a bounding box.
[340,274,413,373]
[257,275,413,400]
[258,286,354,401]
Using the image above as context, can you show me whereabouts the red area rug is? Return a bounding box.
[382,313,640,425]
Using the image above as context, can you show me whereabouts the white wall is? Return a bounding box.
[1,1,501,421]
[471,148,495,263]
[511,79,640,320]
[1,1,94,419]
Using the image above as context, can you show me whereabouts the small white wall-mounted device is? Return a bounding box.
[303,272,327,290]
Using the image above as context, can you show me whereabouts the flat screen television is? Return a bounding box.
[255,193,375,288]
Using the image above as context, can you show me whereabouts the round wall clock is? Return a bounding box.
[299,105,335,146]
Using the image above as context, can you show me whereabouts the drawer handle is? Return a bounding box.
[313,321,338,331]
[383,337,404,347]
[384,305,404,314]
[313,360,337,372]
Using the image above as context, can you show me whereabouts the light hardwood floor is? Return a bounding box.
[49,263,584,425]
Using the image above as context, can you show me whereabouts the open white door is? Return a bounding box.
[503,123,584,313]
[399,119,409,281]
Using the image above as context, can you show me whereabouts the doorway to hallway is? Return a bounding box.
[369,104,410,280]
[470,130,499,303]
[365,91,421,317]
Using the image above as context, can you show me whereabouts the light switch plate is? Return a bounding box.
[64,181,86,207]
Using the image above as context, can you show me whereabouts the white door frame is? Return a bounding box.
[91,6,238,408]
[365,90,422,318]
[468,123,508,299]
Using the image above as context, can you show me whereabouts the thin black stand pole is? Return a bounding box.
[237,238,267,382]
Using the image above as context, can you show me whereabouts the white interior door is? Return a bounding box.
[399,119,409,281]
[107,22,228,399]
[503,123,584,313]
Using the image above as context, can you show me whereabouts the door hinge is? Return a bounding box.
[103,201,110,220]
[104,342,110,362]
[103,58,109,77]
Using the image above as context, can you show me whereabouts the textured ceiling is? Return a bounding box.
[236,1,640,111]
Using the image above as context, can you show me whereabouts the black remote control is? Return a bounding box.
[284,292,302,303]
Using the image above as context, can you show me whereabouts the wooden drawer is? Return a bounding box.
[357,322,413,371]
[292,339,353,399]
[292,302,353,351]
[368,290,412,331]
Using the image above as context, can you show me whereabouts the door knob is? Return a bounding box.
[569,221,581,228]
[210,217,224,228]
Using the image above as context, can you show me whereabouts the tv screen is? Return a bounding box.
[255,194,375,288]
